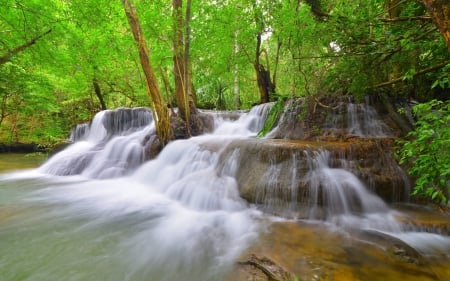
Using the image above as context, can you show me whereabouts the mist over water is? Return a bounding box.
[0,105,271,281]
[0,102,449,280]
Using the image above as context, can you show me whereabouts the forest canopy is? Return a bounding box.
[0,0,449,144]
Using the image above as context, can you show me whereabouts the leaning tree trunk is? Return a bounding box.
[122,0,172,145]
[422,0,450,51]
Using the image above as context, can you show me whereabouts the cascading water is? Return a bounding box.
[0,104,272,281]
[304,150,389,219]
[0,101,449,280]
[40,107,154,178]
[346,103,393,137]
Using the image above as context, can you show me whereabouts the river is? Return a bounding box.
[0,104,449,281]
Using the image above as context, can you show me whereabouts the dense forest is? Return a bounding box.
[1,0,448,144]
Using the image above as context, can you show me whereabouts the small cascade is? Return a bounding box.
[249,148,391,220]
[213,102,273,136]
[346,103,393,137]
[304,150,389,219]
[39,107,154,178]
[253,152,301,218]
[69,122,89,142]
[268,97,395,139]
[132,137,246,212]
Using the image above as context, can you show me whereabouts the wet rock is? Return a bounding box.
[218,138,410,218]
[230,254,295,281]
[268,95,412,141]
[144,134,162,160]
[235,221,447,281]
[170,111,214,139]
[393,204,450,236]
[352,229,426,265]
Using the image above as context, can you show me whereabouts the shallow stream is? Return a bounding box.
[0,104,449,281]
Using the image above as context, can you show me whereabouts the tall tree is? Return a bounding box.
[252,1,275,104]
[173,0,190,122]
[172,0,200,135]
[122,0,172,145]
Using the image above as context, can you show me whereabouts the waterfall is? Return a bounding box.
[1,102,448,281]
[39,108,154,178]
[305,150,389,219]
[0,106,274,281]
[212,102,273,136]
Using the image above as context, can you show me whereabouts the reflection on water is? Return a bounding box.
[0,153,47,172]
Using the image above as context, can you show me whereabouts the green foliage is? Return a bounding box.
[0,0,449,144]
[398,100,450,204]
[431,64,450,90]
[318,0,449,98]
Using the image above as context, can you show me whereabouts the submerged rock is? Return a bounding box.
[230,254,295,281]
[229,221,447,281]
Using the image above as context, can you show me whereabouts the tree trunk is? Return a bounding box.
[172,0,201,137]
[254,33,274,103]
[122,0,172,145]
[172,0,190,123]
[254,62,274,104]
[253,9,275,104]
[272,39,282,92]
[233,31,241,109]
[92,77,107,110]
[422,0,450,51]
[0,94,9,127]
[184,0,198,119]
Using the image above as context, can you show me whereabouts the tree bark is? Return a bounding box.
[122,0,172,145]
[233,31,241,109]
[172,0,190,123]
[184,0,198,118]
[92,77,107,110]
[254,33,275,104]
[0,28,52,66]
[422,0,450,51]
[253,3,275,104]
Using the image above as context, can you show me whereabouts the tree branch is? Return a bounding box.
[0,28,52,66]
[373,60,450,88]
[377,16,432,22]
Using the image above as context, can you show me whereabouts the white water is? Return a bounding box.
[0,103,449,281]
[0,105,272,281]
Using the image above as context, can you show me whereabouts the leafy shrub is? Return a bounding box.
[398,99,450,204]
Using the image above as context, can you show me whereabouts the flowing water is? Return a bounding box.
[0,103,449,281]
